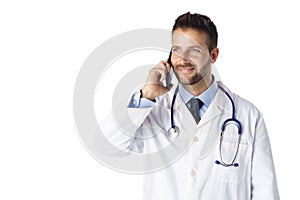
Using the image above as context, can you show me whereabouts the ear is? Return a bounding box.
[210,48,219,63]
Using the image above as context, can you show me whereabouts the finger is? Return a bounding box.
[167,83,173,90]
[159,69,167,82]
[149,67,167,83]
[165,61,171,73]
[156,61,167,70]
[161,60,171,72]
[151,63,170,86]
[161,88,170,95]
[154,68,167,85]
[153,65,167,77]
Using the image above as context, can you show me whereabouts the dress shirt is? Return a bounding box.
[128,78,218,118]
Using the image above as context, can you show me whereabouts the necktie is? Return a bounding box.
[188,98,203,124]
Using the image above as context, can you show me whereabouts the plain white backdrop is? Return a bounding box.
[1,0,299,199]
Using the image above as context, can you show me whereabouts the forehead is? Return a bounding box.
[172,28,209,48]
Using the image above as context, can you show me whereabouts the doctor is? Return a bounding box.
[123,12,279,199]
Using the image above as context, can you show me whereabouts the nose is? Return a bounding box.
[175,51,191,65]
[178,55,191,66]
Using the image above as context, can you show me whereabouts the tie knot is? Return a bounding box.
[188,98,203,109]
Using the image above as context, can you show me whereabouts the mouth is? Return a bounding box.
[178,66,195,74]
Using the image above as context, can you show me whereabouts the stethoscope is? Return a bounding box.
[167,84,242,167]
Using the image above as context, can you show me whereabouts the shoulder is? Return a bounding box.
[232,93,267,139]
[234,94,261,114]
[230,93,269,144]
[218,81,262,118]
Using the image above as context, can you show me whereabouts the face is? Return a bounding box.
[171,28,218,86]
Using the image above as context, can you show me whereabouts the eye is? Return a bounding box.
[171,47,180,53]
[191,48,201,53]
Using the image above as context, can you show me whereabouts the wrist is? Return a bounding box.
[140,89,156,102]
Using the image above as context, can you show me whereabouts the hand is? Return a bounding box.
[141,60,173,101]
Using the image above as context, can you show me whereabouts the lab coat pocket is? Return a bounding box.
[213,140,251,183]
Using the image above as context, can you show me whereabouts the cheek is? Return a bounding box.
[192,57,208,67]
[171,54,181,64]
[196,54,212,65]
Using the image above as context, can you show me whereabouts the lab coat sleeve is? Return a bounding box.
[251,112,280,199]
[128,91,156,108]
[99,98,154,155]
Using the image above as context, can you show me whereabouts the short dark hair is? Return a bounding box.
[172,12,218,51]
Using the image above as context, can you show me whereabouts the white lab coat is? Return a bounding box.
[100,81,279,200]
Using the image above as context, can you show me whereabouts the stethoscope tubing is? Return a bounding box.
[168,84,243,167]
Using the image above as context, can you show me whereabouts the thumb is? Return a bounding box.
[167,83,173,90]
[160,84,172,94]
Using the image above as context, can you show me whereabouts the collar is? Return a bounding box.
[178,77,218,107]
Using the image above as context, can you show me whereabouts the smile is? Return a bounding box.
[178,67,195,74]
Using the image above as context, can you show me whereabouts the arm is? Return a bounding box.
[100,60,172,154]
[99,106,152,154]
[251,113,280,199]
[128,90,156,108]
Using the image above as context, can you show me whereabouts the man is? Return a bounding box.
[108,12,279,199]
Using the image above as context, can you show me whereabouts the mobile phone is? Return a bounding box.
[165,51,173,87]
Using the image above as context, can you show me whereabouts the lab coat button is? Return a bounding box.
[191,169,197,177]
[193,136,199,142]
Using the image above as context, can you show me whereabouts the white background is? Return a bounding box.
[1,0,299,199]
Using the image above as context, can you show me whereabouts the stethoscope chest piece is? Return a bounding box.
[167,126,180,138]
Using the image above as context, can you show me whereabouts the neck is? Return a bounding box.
[182,75,212,96]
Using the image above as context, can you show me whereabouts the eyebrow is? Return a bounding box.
[172,45,205,49]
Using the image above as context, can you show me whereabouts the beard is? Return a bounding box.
[173,61,211,86]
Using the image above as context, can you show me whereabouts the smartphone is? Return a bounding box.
[165,51,173,87]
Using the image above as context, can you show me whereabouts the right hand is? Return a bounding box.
[141,60,173,101]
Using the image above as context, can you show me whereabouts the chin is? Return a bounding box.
[178,76,203,85]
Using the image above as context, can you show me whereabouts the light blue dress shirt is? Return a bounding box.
[128,79,218,118]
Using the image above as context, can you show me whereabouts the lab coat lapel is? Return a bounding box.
[172,82,232,128]
[197,83,232,159]
[170,82,233,159]
[198,82,232,127]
